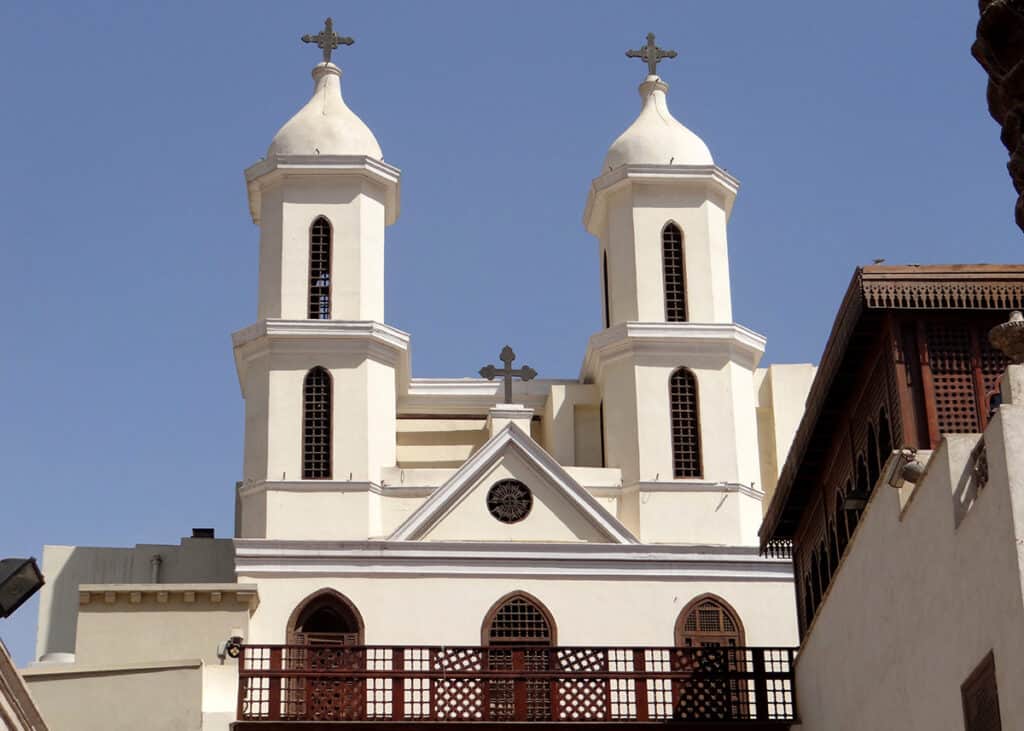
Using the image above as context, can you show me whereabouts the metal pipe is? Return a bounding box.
[150,554,162,584]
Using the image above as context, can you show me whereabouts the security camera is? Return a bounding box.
[218,635,244,660]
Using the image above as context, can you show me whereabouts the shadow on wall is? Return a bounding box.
[40,537,235,659]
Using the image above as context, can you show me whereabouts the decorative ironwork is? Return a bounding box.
[663,223,687,322]
[862,279,1024,311]
[302,367,332,479]
[486,480,533,524]
[479,346,537,404]
[626,32,678,76]
[308,216,331,319]
[301,17,354,64]
[236,643,797,723]
[670,368,702,478]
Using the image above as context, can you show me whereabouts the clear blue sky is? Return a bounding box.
[0,2,1017,665]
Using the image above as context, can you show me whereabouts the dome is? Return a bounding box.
[268,62,382,159]
[603,75,712,171]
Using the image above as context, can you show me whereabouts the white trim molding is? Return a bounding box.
[389,423,639,545]
[233,540,792,581]
[581,321,767,381]
[245,154,401,226]
[77,584,259,610]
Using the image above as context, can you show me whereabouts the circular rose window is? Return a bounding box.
[486,479,533,524]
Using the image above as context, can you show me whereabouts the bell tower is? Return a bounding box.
[582,35,765,526]
[233,20,408,538]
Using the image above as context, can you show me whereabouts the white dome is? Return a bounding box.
[268,62,382,159]
[603,76,712,171]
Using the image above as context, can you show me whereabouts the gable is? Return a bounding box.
[389,424,637,544]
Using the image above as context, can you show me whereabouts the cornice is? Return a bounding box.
[238,480,432,499]
[232,319,411,389]
[583,163,740,234]
[245,154,402,226]
[233,539,792,581]
[77,583,259,610]
[398,378,562,413]
[581,321,767,382]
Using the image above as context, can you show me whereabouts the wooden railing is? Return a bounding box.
[237,644,796,724]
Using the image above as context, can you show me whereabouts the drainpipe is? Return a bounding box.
[150,554,162,584]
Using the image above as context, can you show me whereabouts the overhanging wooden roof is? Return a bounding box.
[759,264,1024,551]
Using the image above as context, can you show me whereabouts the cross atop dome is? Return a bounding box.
[625,32,677,76]
[301,17,354,64]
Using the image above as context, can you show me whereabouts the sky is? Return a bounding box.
[0,1,1018,665]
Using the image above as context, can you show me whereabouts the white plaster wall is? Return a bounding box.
[264,488,370,540]
[423,449,609,543]
[637,489,762,545]
[598,357,640,481]
[25,664,203,731]
[755,364,815,504]
[795,402,1024,730]
[257,176,388,321]
[240,574,799,649]
[396,419,488,468]
[598,182,733,326]
[75,596,250,666]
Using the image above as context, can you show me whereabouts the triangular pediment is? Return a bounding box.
[389,424,637,544]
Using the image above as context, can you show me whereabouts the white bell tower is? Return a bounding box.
[233,23,408,538]
[582,35,765,529]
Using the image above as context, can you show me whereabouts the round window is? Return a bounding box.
[486,479,533,524]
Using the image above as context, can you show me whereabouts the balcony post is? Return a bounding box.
[633,649,649,721]
[268,646,282,721]
[393,648,405,721]
[512,649,527,721]
[752,648,769,719]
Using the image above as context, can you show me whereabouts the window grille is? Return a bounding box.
[662,223,687,322]
[678,597,743,647]
[302,367,331,479]
[670,368,702,478]
[308,216,332,319]
[486,595,553,645]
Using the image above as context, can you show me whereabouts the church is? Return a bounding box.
[20,21,818,731]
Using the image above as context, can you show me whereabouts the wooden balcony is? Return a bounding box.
[233,644,796,730]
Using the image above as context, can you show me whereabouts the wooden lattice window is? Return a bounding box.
[302,367,332,479]
[677,596,744,647]
[308,216,332,319]
[962,651,1002,731]
[927,322,980,433]
[670,368,702,478]
[663,223,687,322]
[485,594,554,645]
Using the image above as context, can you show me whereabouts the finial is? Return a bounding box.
[479,346,538,404]
[301,17,354,64]
[626,32,677,76]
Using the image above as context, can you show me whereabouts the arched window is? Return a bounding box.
[878,407,893,455]
[662,222,687,322]
[302,367,332,479]
[308,216,332,319]
[867,424,880,489]
[482,592,555,721]
[670,368,702,478]
[602,250,611,329]
[288,589,364,645]
[834,490,850,557]
[676,595,744,647]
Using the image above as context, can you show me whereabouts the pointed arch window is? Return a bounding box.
[482,593,555,721]
[288,589,364,646]
[670,368,702,478]
[302,367,332,479]
[308,216,332,319]
[676,595,745,647]
[662,222,687,322]
[602,250,611,329]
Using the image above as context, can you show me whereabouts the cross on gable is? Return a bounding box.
[479,346,537,404]
[301,17,354,64]
[626,32,677,76]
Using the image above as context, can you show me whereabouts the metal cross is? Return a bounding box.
[301,17,354,64]
[626,32,677,76]
[479,346,537,404]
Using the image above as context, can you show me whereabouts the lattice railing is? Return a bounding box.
[236,645,796,723]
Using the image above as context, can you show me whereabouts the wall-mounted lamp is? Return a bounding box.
[886,448,925,489]
[0,557,44,619]
[218,635,244,660]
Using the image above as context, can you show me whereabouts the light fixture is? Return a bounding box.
[0,558,44,619]
[886,448,924,489]
[218,635,244,660]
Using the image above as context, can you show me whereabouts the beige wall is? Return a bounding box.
[795,390,1024,730]
[755,363,816,505]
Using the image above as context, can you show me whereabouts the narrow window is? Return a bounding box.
[670,368,702,478]
[602,251,611,329]
[308,216,332,319]
[676,595,744,647]
[599,401,606,468]
[867,424,880,488]
[662,222,687,322]
[302,367,332,479]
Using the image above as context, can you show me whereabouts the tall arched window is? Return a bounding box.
[303,367,332,479]
[482,592,555,721]
[662,222,687,322]
[602,251,611,329]
[308,216,332,319]
[288,589,364,645]
[867,424,880,488]
[670,368,702,478]
[676,595,744,647]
